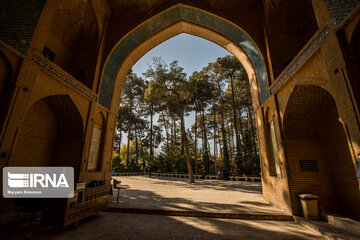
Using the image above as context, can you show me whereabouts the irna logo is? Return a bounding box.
[8,172,69,188]
[3,167,74,198]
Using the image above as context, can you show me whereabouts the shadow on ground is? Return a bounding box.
[149,176,262,193]
[0,177,323,239]
[108,176,283,215]
[1,212,323,240]
[109,188,283,214]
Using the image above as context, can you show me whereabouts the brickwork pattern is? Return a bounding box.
[31,53,97,101]
[99,5,269,109]
[0,0,46,55]
[283,85,360,219]
[284,85,332,138]
[45,95,83,138]
[0,0,359,221]
[326,0,360,25]
[9,98,58,167]
[271,26,331,94]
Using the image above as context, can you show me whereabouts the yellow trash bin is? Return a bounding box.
[299,194,319,220]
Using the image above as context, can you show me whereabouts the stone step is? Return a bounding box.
[294,216,359,240]
[105,207,294,221]
[327,215,360,238]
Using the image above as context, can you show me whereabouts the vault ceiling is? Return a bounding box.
[107,0,260,18]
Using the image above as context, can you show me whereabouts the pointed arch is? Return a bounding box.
[98,4,269,110]
[9,94,84,180]
[283,85,360,220]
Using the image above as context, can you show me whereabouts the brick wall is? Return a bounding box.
[0,0,46,55]
[320,101,360,219]
[325,0,360,25]
[9,99,58,167]
[284,86,360,220]
[286,139,338,214]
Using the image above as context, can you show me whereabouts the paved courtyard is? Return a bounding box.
[2,176,328,239]
[109,176,285,215]
[4,212,325,240]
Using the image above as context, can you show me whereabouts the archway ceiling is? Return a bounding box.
[45,95,84,138]
[284,85,333,139]
[99,4,269,109]
[107,0,260,17]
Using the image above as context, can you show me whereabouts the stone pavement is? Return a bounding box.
[1,176,328,239]
[109,176,286,215]
[3,212,325,240]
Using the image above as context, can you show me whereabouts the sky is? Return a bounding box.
[132,33,230,78]
[124,33,231,153]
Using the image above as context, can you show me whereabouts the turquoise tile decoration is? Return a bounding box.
[99,5,269,108]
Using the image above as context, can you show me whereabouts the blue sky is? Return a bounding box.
[127,33,231,153]
[132,33,230,79]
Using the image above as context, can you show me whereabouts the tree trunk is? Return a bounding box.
[150,103,154,158]
[180,123,184,155]
[201,98,208,152]
[135,124,139,166]
[247,106,251,131]
[219,97,230,179]
[173,118,177,145]
[231,121,236,167]
[118,124,122,154]
[170,116,174,145]
[139,134,146,171]
[219,140,222,157]
[162,112,170,172]
[194,107,198,174]
[227,121,233,165]
[230,75,241,154]
[213,108,217,173]
[162,112,170,154]
[238,109,244,138]
[247,106,257,154]
[201,98,210,174]
[180,109,195,183]
[126,101,132,168]
[219,102,226,146]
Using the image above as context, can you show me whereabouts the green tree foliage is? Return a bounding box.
[204,61,231,179]
[218,56,244,171]
[113,55,260,178]
[144,57,195,182]
[189,71,214,175]
[121,70,145,168]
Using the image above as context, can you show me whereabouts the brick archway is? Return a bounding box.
[9,94,84,180]
[283,85,360,220]
[98,4,269,111]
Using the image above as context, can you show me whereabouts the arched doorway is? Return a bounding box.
[9,94,84,180]
[98,4,269,112]
[6,94,84,225]
[283,85,360,220]
[98,4,275,211]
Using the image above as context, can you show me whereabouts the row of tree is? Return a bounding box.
[112,55,260,182]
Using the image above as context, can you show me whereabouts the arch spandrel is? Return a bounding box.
[108,21,260,114]
[99,4,269,109]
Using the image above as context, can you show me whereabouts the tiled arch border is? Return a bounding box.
[99,4,269,109]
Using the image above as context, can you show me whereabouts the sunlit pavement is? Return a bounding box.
[1,176,327,239]
[3,211,324,240]
[109,176,285,215]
